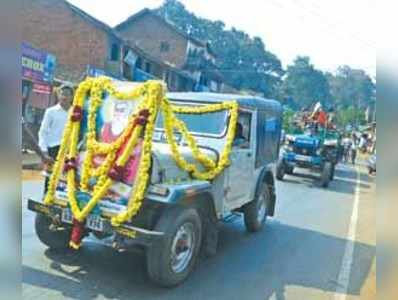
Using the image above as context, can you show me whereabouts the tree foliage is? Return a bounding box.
[326,66,375,109]
[335,106,367,129]
[282,108,295,131]
[156,0,284,97]
[279,56,332,109]
[155,0,376,118]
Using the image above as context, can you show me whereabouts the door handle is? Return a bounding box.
[247,152,252,157]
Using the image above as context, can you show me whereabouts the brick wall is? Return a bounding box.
[116,14,188,69]
[22,0,111,82]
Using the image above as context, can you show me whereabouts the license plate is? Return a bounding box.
[61,209,104,232]
[61,208,73,223]
[86,215,104,232]
[295,154,311,162]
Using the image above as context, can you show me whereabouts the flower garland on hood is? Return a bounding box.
[43,77,238,247]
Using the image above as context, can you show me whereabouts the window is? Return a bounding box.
[145,62,151,73]
[163,70,171,85]
[199,75,209,87]
[233,112,252,148]
[160,41,170,52]
[110,43,120,61]
[136,57,142,69]
[156,104,228,136]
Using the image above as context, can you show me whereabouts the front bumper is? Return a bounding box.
[282,151,322,168]
[27,199,164,246]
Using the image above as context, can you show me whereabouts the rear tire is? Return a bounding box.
[285,165,294,175]
[276,159,285,180]
[244,183,270,232]
[329,163,336,180]
[320,162,332,188]
[35,213,71,250]
[146,207,202,287]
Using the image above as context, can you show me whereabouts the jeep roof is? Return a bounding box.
[166,92,281,112]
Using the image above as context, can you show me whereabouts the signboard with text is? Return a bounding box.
[21,42,56,84]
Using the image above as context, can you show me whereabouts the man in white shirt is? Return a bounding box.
[38,85,73,192]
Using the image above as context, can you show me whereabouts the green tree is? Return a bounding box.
[156,0,284,97]
[326,66,375,109]
[279,56,332,109]
[336,106,366,129]
[282,108,295,132]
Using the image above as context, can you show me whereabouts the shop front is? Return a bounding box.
[22,42,57,150]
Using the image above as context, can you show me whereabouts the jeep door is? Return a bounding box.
[224,110,256,210]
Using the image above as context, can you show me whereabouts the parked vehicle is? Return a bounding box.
[28,87,282,287]
[367,153,376,174]
[276,127,339,187]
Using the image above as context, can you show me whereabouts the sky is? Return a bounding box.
[68,0,376,78]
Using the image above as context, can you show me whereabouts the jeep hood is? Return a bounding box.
[150,142,217,183]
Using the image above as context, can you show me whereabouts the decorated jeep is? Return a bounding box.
[276,127,340,187]
[27,77,282,287]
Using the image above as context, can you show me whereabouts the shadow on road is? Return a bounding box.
[22,221,375,300]
[282,164,371,195]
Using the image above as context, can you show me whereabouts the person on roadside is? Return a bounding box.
[359,133,368,153]
[342,135,352,163]
[351,137,358,165]
[38,85,74,193]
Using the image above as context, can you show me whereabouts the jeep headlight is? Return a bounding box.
[148,185,169,196]
[283,143,294,152]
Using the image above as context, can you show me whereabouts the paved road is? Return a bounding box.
[22,162,375,300]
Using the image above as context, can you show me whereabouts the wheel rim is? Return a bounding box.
[257,194,267,223]
[170,222,195,274]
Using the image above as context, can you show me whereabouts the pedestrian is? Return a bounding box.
[38,84,74,193]
[351,138,357,165]
[358,134,367,153]
[342,136,351,163]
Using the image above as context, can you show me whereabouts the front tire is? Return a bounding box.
[330,163,336,180]
[285,165,294,175]
[146,207,202,287]
[244,183,271,232]
[276,159,285,180]
[320,162,332,188]
[35,213,71,250]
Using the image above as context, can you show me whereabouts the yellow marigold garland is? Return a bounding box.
[44,76,238,227]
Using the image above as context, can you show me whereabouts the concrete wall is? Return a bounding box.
[22,0,114,82]
[117,13,188,69]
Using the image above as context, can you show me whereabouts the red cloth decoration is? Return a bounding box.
[135,116,148,126]
[63,157,77,172]
[71,105,83,122]
[132,109,150,126]
[139,109,150,118]
[107,165,125,182]
[69,219,85,250]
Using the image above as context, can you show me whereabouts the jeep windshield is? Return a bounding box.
[155,102,229,136]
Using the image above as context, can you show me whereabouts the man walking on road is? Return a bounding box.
[351,137,358,165]
[38,85,73,192]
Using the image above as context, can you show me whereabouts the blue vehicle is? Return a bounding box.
[276,128,339,187]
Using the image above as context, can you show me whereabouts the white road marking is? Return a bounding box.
[334,166,361,300]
